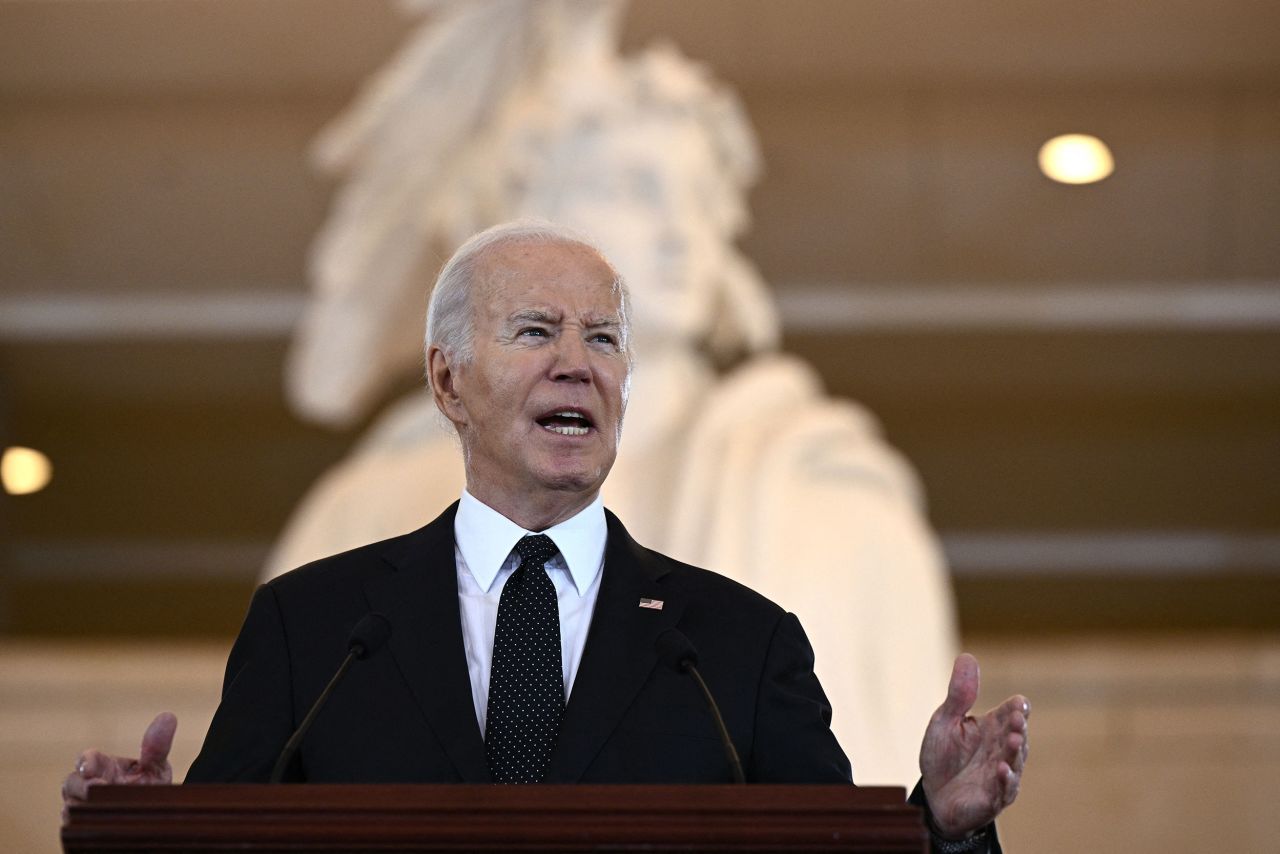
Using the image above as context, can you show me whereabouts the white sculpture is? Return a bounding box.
[268,0,957,786]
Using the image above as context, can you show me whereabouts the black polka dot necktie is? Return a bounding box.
[485,534,564,784]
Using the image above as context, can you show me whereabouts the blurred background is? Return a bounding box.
[1,0,1278,851]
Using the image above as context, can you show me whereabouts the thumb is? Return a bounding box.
[938,653,980,721]
[138,712,178,770]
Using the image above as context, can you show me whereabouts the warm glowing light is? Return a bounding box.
[2,446,53,495]
[1038,134,1115,185]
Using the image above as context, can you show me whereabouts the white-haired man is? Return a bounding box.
[64,222,1029,851]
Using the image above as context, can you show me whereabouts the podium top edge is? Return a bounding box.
[85,783,910,811]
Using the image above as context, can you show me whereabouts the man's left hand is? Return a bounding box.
[919,653,1029,839]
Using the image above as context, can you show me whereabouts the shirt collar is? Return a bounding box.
[455,489,606,597]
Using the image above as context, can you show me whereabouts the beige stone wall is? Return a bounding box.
[966,635,1280,853]
[5,634,1277,853]
[1,641,224,852]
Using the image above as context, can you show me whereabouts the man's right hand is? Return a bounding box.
[61,712,178,825]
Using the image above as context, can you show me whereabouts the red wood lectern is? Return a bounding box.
[63,784,927,852]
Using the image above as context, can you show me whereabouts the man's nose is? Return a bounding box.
[551,335,591,382]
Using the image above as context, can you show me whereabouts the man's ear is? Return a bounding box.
[427,345,467,428]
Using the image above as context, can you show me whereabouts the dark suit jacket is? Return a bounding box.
[186,502,853,784]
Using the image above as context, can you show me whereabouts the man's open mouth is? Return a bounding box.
[536,410,594,436]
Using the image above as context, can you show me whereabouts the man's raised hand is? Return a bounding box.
[61,712,177,825]
[919,654,1029,839]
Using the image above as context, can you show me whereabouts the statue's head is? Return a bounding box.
[484,46,778,357]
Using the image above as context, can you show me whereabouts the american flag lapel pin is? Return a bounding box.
[638,597,664,610]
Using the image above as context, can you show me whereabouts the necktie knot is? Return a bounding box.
[514,534,558,569]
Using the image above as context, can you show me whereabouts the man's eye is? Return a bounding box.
[590,333,617,346]
[519,327,549,338]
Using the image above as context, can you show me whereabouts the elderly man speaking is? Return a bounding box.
[63,222,1029,851]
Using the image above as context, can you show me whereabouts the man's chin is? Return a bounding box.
[534,460,612,496]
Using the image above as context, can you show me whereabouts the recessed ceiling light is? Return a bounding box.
[2,446,53,495]
[1038,134,1115,185]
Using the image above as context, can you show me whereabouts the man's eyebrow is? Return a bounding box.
[507,308,558,325]
[505,309,620,328]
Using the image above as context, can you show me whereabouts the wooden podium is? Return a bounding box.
[63,784,927,852]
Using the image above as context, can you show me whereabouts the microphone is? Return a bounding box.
[655,627,746,784]
[269,613,392,783]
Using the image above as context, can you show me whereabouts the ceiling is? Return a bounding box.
[2,0,1279,96]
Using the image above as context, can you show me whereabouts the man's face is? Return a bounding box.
[436,240,630,512]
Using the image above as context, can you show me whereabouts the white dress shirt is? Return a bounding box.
[453,490,606,737]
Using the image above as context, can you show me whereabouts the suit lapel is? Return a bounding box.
[362,502,492,783]
[544,511,685,783]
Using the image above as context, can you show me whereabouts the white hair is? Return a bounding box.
[423,219,632,387]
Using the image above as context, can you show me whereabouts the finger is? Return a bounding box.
[999,762,1021,807]
[61,772,95,826]
[138,712,178,771]
[938,653,980,720]
[62,771,90,804]
[76,749,119,783]
[61,766,109,804]
[1004,730,1026,772]
[990,694,1030,729]
[999,698,1030,773]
